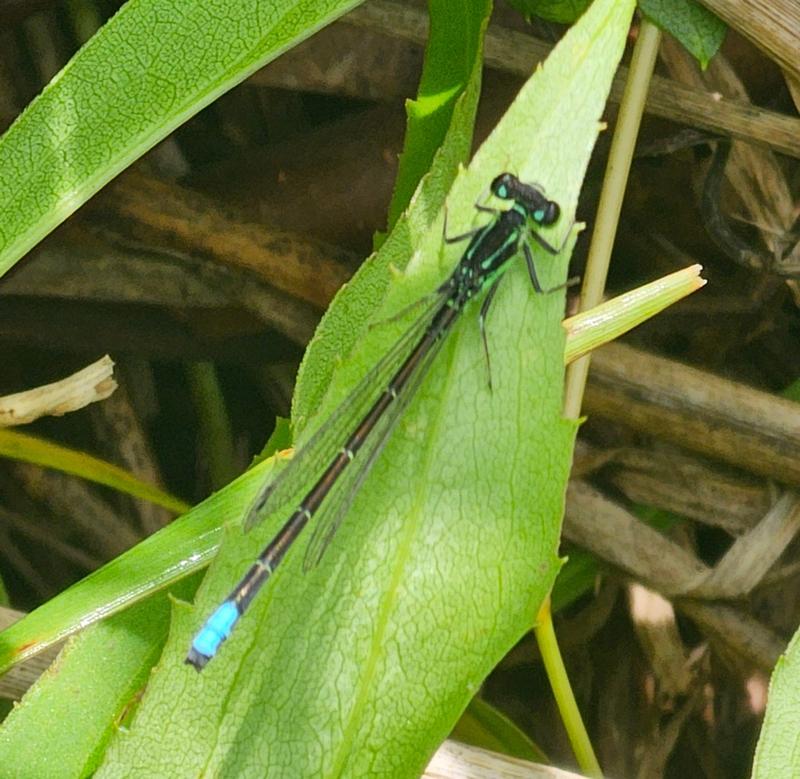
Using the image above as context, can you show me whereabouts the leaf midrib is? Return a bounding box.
[327,323,466,778]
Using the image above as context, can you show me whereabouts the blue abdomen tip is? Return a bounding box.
[187,600,240,669]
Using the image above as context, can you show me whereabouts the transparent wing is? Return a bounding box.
[301,327,450,571]
[243,291,445,532]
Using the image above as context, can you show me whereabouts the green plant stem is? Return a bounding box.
[187,362,238,490]
[535,596,602,777]
[563,17,662,417]
[65,0,102,44]
[537,15,663,778]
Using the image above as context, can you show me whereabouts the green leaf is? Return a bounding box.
[452,696,548,763]
[0,0,362,280]
[752,629,800,779]
[0,579,197,779]
[386,0,489,229]
[93,0,634,776]
[639,0,726,68]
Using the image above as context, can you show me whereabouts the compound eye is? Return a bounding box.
[490,172,514,200]
[543,201,560,225]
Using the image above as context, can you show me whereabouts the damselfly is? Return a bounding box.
[186,172,569,670]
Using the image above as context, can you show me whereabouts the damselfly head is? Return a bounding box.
[491,172,560,226]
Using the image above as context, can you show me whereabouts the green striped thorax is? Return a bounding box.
[440,172,562,308]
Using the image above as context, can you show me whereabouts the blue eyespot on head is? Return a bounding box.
[490,172,517,201]
[539,201,560,226]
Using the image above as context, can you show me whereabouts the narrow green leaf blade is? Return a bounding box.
[0,430,189,514]
[386,0,489,228]
[0,0,362,278]
[452,696,548,763]
[563,264,706,363]
[0,468,269,674]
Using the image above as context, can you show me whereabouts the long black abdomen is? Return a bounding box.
[232,300,461,613]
